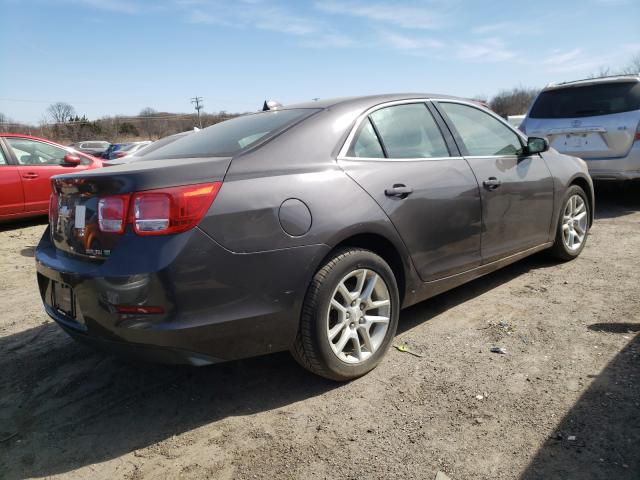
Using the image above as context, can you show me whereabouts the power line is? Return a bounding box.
[190,96,203,128]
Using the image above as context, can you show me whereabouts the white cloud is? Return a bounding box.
[472,22,511,35]
[67,0,142,14]
[456,38,516,62]
[541,48,583,66]
[315,1,446,29]
[184,1,355,48]
[380,31,443,50]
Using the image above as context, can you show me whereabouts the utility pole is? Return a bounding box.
[191,96,203,128]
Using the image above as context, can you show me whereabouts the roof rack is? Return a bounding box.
[546,72,640,88]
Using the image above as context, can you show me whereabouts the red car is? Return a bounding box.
[0,134,103,222]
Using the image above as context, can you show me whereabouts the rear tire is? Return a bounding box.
[291,248,399,381]
[549,185,590,261]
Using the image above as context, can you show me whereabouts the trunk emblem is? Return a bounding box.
[571,120,582,127]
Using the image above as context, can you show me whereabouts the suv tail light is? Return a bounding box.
[97,182,222,235]
[635,121,640,142]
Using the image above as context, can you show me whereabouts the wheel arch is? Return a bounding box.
[318,232,409,305]
[569,175,594,226]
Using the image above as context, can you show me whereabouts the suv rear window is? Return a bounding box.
[143,109,318,160]
[529,81,640,118]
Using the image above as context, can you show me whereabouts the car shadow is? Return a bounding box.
[19,246,35,258]
[519,330,639,479]
[593,181,640,220]
[0,216,47,232]
[0,323,338,479]
[398,252,555,334]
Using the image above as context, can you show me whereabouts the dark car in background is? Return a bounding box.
[106,141,151,160]
[104,131,195,166]
[521,74,640,180]
[36,94,593,380]
[69,140,110,158]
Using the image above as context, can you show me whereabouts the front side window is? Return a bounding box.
[440,102,523,156]
[6,138,68,165]
[348,119,384,158]
[369,103,449,159]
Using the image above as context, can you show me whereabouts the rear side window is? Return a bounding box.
[370,103,449,159]
[144,109,318,160]
[440,102,523,156]
[529,82,640,118]
[348,119,384,158]
[0,147,6,165]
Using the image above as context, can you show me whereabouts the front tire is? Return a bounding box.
[291,248,400,381]
[549,185,590,261]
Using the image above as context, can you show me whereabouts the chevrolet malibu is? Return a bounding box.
[36,94,594,380]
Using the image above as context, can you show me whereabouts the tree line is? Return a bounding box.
[0,103,239,145]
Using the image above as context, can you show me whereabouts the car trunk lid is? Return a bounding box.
[50,157,231,259]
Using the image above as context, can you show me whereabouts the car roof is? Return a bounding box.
[544,74,640,91]
[280,93,466,111]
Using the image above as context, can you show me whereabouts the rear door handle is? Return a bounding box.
[385,184,413,198]
[22,172,39,179]
[483,177,501,190]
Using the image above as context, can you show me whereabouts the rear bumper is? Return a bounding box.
[36,226,329,364]
[584,145,640,180]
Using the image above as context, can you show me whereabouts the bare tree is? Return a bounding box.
[46,102,76,124]
[0,112,8,132]
[489,87,539,118]
[138,107,159,139]
[621,53,640,75]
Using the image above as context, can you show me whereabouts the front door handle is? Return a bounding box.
[385,184,413,198]
[22,172,39,179]
[483,177,501,190]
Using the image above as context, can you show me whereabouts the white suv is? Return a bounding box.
[521,74,640,180]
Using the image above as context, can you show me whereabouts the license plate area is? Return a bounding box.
[53,282,75,319]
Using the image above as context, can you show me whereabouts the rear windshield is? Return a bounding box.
[136,133,189,157]
[529,81,640,118]
[143,109,318,160]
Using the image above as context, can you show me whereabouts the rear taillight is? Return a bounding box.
[132,183,222,235]
[49,193,58,220]
[98,195,129,234]
[97,182,221,235]
[114,151,127,158]
[635,121,640,141]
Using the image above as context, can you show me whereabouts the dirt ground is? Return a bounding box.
[0,183,638,480]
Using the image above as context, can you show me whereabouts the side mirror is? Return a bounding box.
[63,153,82,166]
[526,137,549,155]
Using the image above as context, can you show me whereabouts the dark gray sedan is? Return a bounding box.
[36,94,593,380]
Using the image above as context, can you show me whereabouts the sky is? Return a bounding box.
[1,0,639,124]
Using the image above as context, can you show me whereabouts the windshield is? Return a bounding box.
[143,109,318,160]
[529,81,640,118]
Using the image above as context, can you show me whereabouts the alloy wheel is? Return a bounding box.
[326,268,391,364]
[562,194,588,251]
